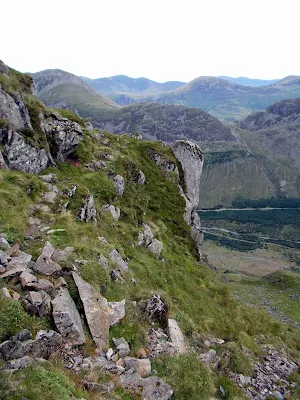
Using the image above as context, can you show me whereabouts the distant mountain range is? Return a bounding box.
[31,69,300,207]
[218,76,279,86]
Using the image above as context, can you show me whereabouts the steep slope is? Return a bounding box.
[81,74,185,95]
[31,69,119,120]
[218,76,279,86]
[1,61,300,400]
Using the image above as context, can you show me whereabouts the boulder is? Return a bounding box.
[120,373,173,400]
[72,272,110,351]
[33,255,62,276]
[109,249,128,273]
[0,266,27,279]
[41,113,83,162]
[108,173,125,196]
[78,194,97,222]
[52,288,85,346]
[143,294,168,328]
[108,299,126,326]
[0,89,32,131]
[39,173,57,183]
[8,251,32,267]
[0,330,62,361]
[52,247,74,264]
[133,169,145,184]
[19,271,37,287]
[148,239,163,259]
[137,224,163,258]
[41,241,55,259]
[101,204,120,220]
[0,287,11,298]
[168,319,187,354]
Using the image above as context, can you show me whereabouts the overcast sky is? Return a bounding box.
[1,0,299,82]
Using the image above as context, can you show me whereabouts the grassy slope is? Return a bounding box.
[1,129,300,399]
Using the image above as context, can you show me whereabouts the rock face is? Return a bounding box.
[172,140,204,256]
[72,272,110,351]
[52,288,85,345]
[0,88,32,131]
[137,224,163,258]
[143,294,168,328]
[41,112,83,162]
[78,194,97,222]
[168,319,187,354]
[0,130,49,173]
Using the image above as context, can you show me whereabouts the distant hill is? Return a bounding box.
[31,69,119,120]
[218,76,279,86]
[81,75,185,95]
[100,75,300,121]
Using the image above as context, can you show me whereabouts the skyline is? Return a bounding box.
[2,0,300,82]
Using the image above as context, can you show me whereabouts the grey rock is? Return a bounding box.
[41,241,55,259]
[108,299,126,326]
[54,276,67,289]
[39,173,57,183]
[0,250,10,265]
[13,330,31,342]
[168,319,187,354]
[137,224,163,258]
[52,288,85,346]
[120,373,174,400]
[117,343,130,358]
[0,150,8,169]
[6,356,35,370]
[0,60,8,75]
[147,148,179,180]
[83,381,115,394]
[33,255,62,276]
[52,247,74,263]
[109,249,128,273]
[101,204,120,220]
[0,130,49,173]
[28,291,43,306]
[0,330,62,360]
[148,239,163,258]
[0,287,11,298]
[113,337,129,348]
[106,348,114,361]
[72,272,109,351]
[143,294,168,328]
[0,266,27,279]
[134,169,145,184]
[34,278,55,294]
[19,271,38,287]
[42,113,83,162]
[0,237,10,250]
[43,190,57,203]
[98,254,108,269]
[8,251,32,267]
[0,89,32,131]
[84,120,94,130]
[108,173,125,196]
[78,194,97,222]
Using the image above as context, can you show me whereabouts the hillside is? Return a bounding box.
[81,74,185,95]
[104,76,300,121]
[1,61,300,400]
[31,69,119,120]
[90,102,236,142]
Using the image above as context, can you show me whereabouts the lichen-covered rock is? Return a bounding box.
[41,112,83,162]
[0,330,62,361]
[120,373,174,400]
[78,194,97,222]
[137,224,163,258]
[52,288,85,345]
[101,204,120,220]
[108,173,125,196]
[72,272,110,351]
[143,294,168,328]
[108,299,126,326]
[109,249,129,273]
[0,89,32,131]
[168,319,187,354]
[0,130,49,173]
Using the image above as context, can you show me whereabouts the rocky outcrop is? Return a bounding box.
[52,288,85,346]
[0,88,32,131]
[41,112,83,162]
[72,272,110,351]
[101,204,120,220]
[0,130,49,173]
[78,194,97,222]
[109,249,129,273]
[147,148,178,180]
[142,294,168,328]
[108,173,125,196]
[0,330,62,361]
[172,140,204,256]
[137,224,163,258]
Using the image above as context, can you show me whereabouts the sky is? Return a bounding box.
[1,0,300,82]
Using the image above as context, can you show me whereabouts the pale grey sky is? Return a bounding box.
[1,0,300,82]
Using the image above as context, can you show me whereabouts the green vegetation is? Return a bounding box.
[0,68,33,97]
[53,108,86,127]
[0,296,47,341]
[232,196,300,209]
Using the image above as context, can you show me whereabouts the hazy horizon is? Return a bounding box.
[2,0,299,82]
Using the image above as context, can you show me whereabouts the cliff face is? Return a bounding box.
[172,140,204,256]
